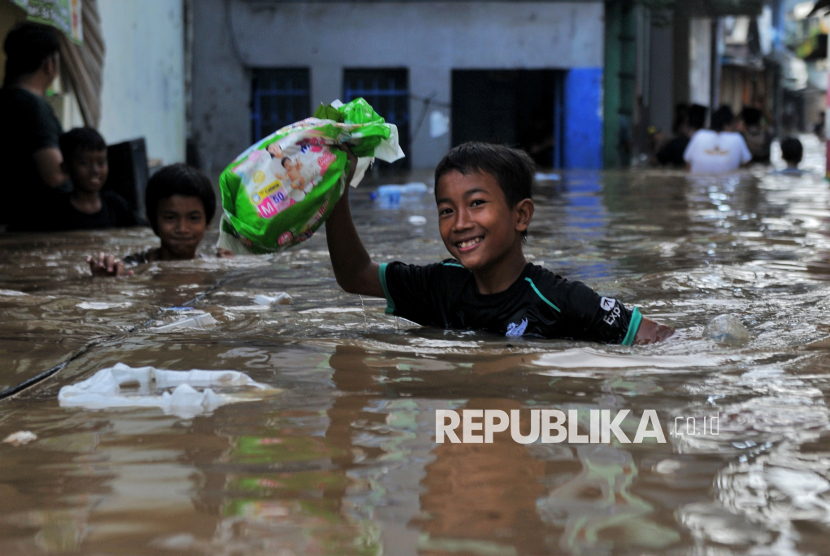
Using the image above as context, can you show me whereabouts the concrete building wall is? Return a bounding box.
[565,68,603,169]
[97,0,185,165]
[649,19,675,136]
[191,0,604,172]
[672,10,690,109]
[689,17,712,108]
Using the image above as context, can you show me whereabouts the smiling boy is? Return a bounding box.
[57,127,144,230]
[87,163,232,277]
[326,142,673,344]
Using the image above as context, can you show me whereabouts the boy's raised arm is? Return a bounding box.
[325,149,384,298]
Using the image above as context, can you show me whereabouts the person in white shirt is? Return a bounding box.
[683,106,752,174]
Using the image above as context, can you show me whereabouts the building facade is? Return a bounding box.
[190,0,606,173]
[97,0,186,165]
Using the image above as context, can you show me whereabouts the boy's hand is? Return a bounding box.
[217,248,235,258]
[86,252,133,277]
[336,143,358,186]
[634,317,674,345]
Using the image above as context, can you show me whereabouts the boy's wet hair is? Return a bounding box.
[3,22,60,86]
[145,163,216,234]
[781,137,803,164]
[434,142,535,208]
[59,127,107,161]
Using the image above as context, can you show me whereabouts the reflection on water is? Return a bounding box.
[538,444,680,554]
[2,137,830,554]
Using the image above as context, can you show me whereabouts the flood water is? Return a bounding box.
[2,137,830,555]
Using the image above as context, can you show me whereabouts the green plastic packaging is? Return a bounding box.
[218,98,404,254]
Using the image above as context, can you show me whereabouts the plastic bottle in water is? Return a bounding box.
[371,182,428,209]
[374,185,401,208]
[400,182,428,195]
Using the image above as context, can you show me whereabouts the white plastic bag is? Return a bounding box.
[58,363,278,418]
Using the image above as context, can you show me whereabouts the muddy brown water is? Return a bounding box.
[1,139,830,555]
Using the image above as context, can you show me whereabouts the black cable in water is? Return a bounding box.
[0,274,238,402]
[0,343,99,401]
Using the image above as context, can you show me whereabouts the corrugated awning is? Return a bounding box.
[58,0,104,127]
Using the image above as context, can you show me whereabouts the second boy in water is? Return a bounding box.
[87,163,232,276]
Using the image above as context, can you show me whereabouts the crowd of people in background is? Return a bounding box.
[651,100,807,175]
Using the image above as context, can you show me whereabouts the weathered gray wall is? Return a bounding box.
[649,18,675,136]
[689,17,712,108]
[99,0,186,165]
[192,0,604,172]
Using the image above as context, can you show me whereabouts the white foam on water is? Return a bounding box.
[77,301,134,310]
[533,348,730,376]
[0,289,27,296]
[299,307,364,314]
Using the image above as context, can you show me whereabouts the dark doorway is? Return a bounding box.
[452,70,562,168]
[343,68,411,172]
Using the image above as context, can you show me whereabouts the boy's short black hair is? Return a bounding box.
[3,22,61,86]
[145,163,216,234]
[781,137,803,164]
[711,106,735,132]
[59,127,107,161]
[434,142,535,208]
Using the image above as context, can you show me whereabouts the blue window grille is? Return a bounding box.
[251,68,310,143]
[343,68,410,170]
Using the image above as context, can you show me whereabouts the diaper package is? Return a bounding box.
[218,98,405,254]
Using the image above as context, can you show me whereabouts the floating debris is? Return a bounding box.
[151,312,218,331]
[253,292,293,306]
[3,431,37,446]
[704,314,750,345]
[58,363,279,419]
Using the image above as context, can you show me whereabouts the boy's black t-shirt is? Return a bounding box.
[54,191,146,231]
[0,87,64,229]
[380,260,642,345]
